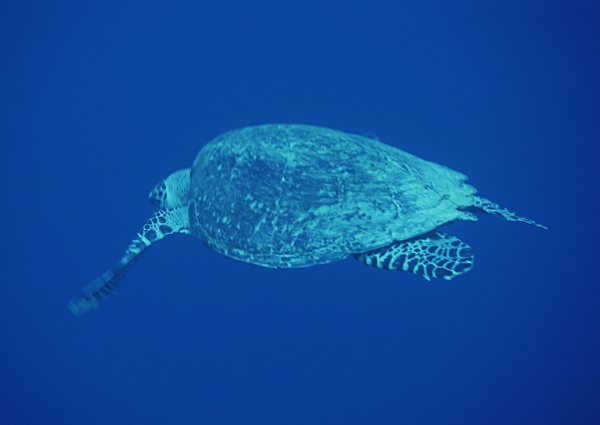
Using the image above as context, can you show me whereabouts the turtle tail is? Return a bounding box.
[68,207,190,316]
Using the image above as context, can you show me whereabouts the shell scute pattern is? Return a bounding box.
[69,124,545,315]
[189,125,476,268]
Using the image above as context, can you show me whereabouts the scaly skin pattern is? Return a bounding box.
[69,124,546,315]
[68,207,190,315]
[354,231,475,281]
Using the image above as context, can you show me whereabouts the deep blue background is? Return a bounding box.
[2,1,599,424]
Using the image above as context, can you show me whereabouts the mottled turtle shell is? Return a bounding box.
[69,123,545,315]
[188,124,477,268]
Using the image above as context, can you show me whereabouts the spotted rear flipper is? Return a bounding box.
[68,207,190,316]
[473,196,547,229]
[353,231,474,280]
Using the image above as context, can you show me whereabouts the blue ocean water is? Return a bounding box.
[1,1,599,424]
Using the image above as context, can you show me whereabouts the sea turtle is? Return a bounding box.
[69,124,546,315]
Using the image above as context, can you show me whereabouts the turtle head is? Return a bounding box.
[149,168,191,212]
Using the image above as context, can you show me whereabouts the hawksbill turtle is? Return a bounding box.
[69,124,546,315]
